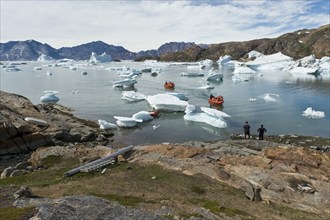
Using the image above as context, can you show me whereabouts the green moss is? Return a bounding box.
[0,206,36,220]
[92,193,155,207]
[40,155,62,168]
[190,185,206,194]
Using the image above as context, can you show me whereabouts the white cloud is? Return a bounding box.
[0,0,328,52]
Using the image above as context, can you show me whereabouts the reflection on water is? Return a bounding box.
[1,61,329,146]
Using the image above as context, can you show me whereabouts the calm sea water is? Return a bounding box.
[1,61,329,147]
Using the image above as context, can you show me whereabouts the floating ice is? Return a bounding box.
[246,52,293,70]
[232,75,248,82]
[33,66,42,70]
[181,72,204,77]
[40,91,60,104]
[114,116,142,128]
[233,63,256,74]
[262,93,279,102]
[37,54,54,61]
[121,91,146,102]
[200,107,231,118]
[247,51,264,59]
[289,67,318,75]
[132,111,153,122]
[167,92,189,101]
[113,78,137,88]
[89,52,112,63]
[218,55,232,66]
[249,98,257,102]
[206,70,223,81]
[302,107,325,119]
[183,105,228,128]
[98,119,117,130]
[146,93,188,112]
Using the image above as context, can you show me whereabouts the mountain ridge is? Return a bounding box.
[0,24,329,61]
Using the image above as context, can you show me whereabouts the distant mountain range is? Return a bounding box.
[0,40,198,61]
[0,24,329,61]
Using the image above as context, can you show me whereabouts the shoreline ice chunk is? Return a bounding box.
[262,93,279,102]
[98,119,117,130]
[200,107,231,118]
[302,107,325,119]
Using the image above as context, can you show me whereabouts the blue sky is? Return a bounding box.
[0,0,329,51]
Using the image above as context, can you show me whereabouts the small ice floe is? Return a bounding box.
[71,90,79,94]
[262,93,279,102]
[197,82,215,90]
[46,71,53,76]
[152,124,160,130]
[289,67,318,75]
[114,116,142,128]
[69,66,77,70]
[302,107,325,119]
[132,111,153,122]
[113,78,137,88]
[183,105,229,128]
[3,65,21,72]
[206,70,223,81]
[121,91,146,102]
[146,93,188,112]
[98,119,117,130]
[40,91,59,104]
[33,66,42,70]
[249,98,257,102]
[81,71,88,75]
[232,75,248,82]
[181,72,204,77]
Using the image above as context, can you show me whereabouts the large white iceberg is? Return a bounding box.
[89,52,112,63]
[146,93,188,112]
[302,107,325,119]
[246,52,293,70]
[206,70,223,81]
[247,51,264,59]
[183,105,229,128]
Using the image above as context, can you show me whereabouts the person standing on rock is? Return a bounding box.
[257,125,267,140]
[243,121,251,139]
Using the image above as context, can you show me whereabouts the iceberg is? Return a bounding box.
[200,107,231,118]
[113,78,137,88]
[233,63,256,74]
[89,52,112,63]
[181,72,204,77]
[132,111,153,122]
[37,54,54,61]
[302,107,325,119]
[40,91,60,104]
[167,92,189,101]
[246,52,293,70]
[247,51,264,59]
[199,59,213,69]
[121,91,146,102]
[262,93,280,102]
[218,55,232,66]
[98,119,117,130]
[146,93,188,112]
[289,67,318,75]
[114,116,143,128]
[206,70,223,81]
[183,105,228,128]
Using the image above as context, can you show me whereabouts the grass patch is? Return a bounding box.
[0,206,36,220]
[92,193,155,207]
[190,185,206,194]
[40,155,62,168]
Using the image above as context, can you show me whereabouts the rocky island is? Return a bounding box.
[1,91,329,220]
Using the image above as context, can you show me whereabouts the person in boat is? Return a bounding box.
[243,121,250,139]
[257,124,267,140]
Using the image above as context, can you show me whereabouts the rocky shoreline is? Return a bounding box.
[1,91,329,219]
